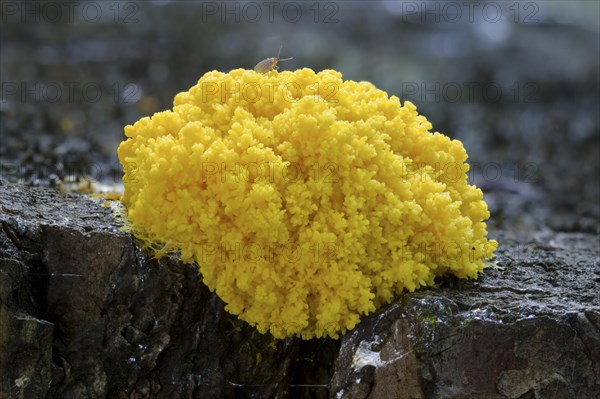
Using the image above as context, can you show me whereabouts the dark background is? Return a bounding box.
[1,0,599,234]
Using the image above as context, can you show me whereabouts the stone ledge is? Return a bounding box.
[1,182,598,398]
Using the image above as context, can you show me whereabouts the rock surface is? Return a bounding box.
[331,229,600,399]
[1,182,599,399]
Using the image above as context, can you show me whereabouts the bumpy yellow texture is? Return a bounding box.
[118,68,497,339]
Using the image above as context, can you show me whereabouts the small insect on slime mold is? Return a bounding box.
[254,46,293,73]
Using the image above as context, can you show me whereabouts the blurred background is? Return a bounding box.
[1,0,598,233]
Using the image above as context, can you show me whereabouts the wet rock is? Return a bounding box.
[0,255,53,399]
[0,182,337,398]
[331,230,600,399]
[1,182,598,399]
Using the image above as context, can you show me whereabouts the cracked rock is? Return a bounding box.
[1,182,599,398]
